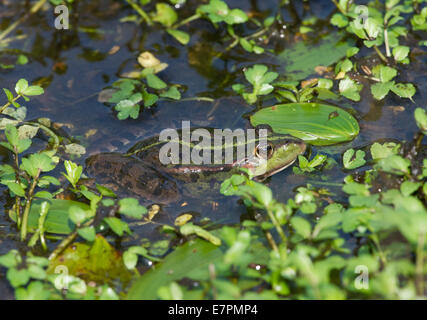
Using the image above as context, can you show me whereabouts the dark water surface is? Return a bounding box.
[0,0,425,299]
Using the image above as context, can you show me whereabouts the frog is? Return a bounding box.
[85,125,306,204]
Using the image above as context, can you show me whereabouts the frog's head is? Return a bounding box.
[238,125,306,180]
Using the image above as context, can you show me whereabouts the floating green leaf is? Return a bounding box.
[278,32,354,81]
[250,103,359,146]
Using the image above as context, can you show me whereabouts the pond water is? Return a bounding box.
[0,0,425,299]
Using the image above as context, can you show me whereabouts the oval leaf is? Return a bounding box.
[250,103,359,146]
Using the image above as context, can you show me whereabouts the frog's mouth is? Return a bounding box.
[236,140,306,181]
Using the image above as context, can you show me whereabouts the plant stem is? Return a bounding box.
[176,97,215,102]
[124,0,152,26]
[13,149,22,227]
[20,168,41,241]
[0,94,22,114]
[49,231,78,261]
[415,231,425,297]
[266,208,288,246]
[331,0,346,15]
[264,230,279,253]
[0,0,48,42]
[48,219,94,261]
[371,234,387,266]
[384,28,391,57]
[172,13,202,29]
[373,45,388,64]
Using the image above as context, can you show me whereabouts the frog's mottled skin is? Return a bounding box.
[86,153,180,203]
[85,129,306,204]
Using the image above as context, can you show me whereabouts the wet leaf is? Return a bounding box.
[174,213,193,226]
[250,103,359,145]
[118,198,147,219]
[152,3,177,27]
[166,29,190,45]
[343,149,366,169]
[64,143,86,157]
[21,153,57,177]
[9,199,91,235]
[339,78,362,101]
[48,235,133,286]
[278,32,354,81]
[391,83,416,99]
[370,142,400,160]
[146,74,167,90]
[414,108,427,133]
[104,217,131,236]
[127,239,223,299]
[180,223,221,246]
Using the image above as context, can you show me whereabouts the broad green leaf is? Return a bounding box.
[414,108,427,132]
[16,281,50,300]
[104,217,131,236]
[146,74,167,90]
[77,226,96,242]
[393,46,410,61]
[21,153,57,177]
[127,239,223,299]
[250,103,359,146]
[15,79,28,95]
[391,83,416,99]
[5,182,26,197]
[339,78,362,101]
[47,235,133,286]
[9,199,91,234]
[290,216,312,239]
[118,198,147,219]
[159,86,181,100]
[166,29,190,45]
[377,155,410,175]
[371,81,394,100]
[370,142,400,160]
[152,3,177,27]
[372,65,397,83]
[224,9,248,24]
[343,149,366,169]
[331,13,349,28]
[22,85,44,96]
[278,32,354,81]
[115,99,140,120]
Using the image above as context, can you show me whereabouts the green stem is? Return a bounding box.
[0,94,22,114]
[172,13,202,29]
[0,0,48,42]
[125,0,152,26]
[415,231,425,297]
[13,149,22,227]
[384,28,391,57]
[222,27,269,56]
[48,219,94,261]
[373,45,388,64]
[172,97,215,102]
[371,234,387,266]
[28,122,61,153]
[331,0,346,14]
[20,169,41,241]
[266,208,288,246]
[264,230,279,253]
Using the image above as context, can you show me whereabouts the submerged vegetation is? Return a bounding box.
[0,0,425,300]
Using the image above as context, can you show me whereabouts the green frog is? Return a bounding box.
[85,126,306,204]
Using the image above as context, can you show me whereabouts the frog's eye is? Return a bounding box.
[255,142,274,160]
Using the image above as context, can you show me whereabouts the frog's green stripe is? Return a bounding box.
[126,135,287,156]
